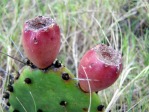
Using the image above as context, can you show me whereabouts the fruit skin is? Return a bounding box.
[78,44,122,92]
[8,65,102,112]
[22,16,60,69]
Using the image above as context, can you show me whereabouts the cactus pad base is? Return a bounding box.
[8,65,102,112]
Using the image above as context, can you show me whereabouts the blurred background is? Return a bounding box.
[0,0,149,111]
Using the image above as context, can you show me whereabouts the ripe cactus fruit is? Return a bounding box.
[22,16,60,69]
[8,64,102,112]
[78,44,122,92]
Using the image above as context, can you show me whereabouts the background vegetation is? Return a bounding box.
[0,0,149,111]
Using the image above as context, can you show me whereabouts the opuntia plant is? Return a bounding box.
[78,44,122,92]
[2,16,123,112]
[7,64,102,112]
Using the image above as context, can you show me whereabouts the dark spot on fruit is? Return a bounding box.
[3,92,9,99]
[60,100,67,106]
[6,102,10,106]
[62,73,70,80]
[97,105,104,111]
[37,109,43,112]
[24,78,32,84]
[33,37,38,44]
[54,60,61,68]
[83,108,88,111]
[13,110,19,112]
[7,85,13,92]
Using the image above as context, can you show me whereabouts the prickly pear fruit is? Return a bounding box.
[8,64,103,112]
[22,16,60,69]
[78,44,122,92]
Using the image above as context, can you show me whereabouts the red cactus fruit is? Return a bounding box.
[78,44,122,92]
[22,16,60,69]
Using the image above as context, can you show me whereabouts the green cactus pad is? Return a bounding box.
[8,66,102,112]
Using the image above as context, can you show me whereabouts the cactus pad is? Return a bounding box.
[8,65,103,112]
